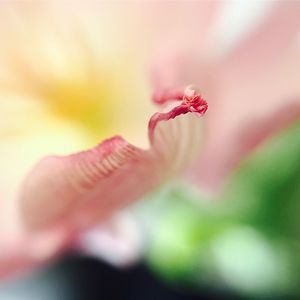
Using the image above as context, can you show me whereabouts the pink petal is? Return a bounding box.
[0,87,206,280]
[20,86,207,232]
[150,1,217,101]
[148,2,300,196]
[194,2,300,193]
[0,226,69,280]
[219,1,300,74]
[192,101,300,194]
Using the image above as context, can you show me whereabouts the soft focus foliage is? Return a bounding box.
[143,120,300,297]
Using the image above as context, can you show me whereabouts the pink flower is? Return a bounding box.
[0,1,300,280]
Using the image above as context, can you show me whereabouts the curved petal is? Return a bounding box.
[1,87,207,279]
[21,87,207,231]
[0,87,207,280]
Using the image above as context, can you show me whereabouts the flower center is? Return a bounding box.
[42,76,114,136]
[37,64,154,147]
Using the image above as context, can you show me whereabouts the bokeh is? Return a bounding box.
[1,1,300,299]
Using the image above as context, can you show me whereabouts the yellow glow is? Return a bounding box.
[0,3,157,223]
[42,76,114,136]
[34,57,154,148]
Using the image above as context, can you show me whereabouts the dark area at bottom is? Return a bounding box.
[0,254,289,300]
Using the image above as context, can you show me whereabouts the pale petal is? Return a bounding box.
[194,1,300,192]
[1,88,206,279]
[150,1,217,101]
[148,2,300,194]
[192,101,300,194]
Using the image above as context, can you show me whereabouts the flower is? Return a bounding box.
[1,1,300,280]
[0,2,208,279]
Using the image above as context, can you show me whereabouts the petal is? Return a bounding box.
[218,1,300,73]
[192,101,300,194]
[2,86,206,279]
[20,87,207,232]
[150,2,218,101]
[148,2,300,195]
[194,1,300,192]
[0,97,91,279]
[0,226,69,280]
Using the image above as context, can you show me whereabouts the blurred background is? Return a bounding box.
[1,1,300,299]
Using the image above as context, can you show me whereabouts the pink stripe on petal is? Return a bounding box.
[20,87,207,233]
